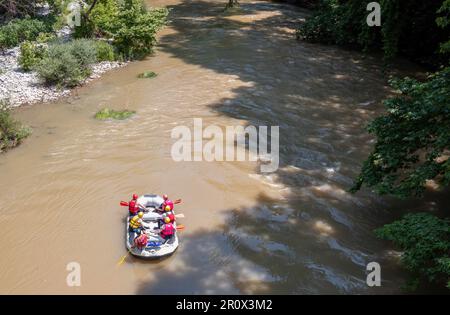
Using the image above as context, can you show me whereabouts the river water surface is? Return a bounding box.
[0,0,446,294]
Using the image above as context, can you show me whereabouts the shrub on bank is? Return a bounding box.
[35,39,97,87]
[0,18,51,49]
[18,41,48,72]
[95,41,116,61]
[75,0,168,60]
[106,0,168,60]
[0,102,31,153]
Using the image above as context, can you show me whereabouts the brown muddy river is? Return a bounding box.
[0,0,447,294]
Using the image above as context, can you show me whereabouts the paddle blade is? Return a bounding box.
[175,213,185,218]
[176,224,185,230]
[120,201,129,207]
[174,199,182,204]
[117,254,127,266]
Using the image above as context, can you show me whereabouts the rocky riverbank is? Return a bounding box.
[0,46,127,109]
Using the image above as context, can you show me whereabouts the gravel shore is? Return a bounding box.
[0,46,127,109]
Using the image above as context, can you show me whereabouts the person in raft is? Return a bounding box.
[132,233,149,250]
[129,212,151,234]
[146,216,175,243]
[159,217,176,241]
[159,194,182,212]
[162,209,176,224]
[128,194,146,215]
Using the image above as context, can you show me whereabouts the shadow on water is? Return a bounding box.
[136,0,449,294]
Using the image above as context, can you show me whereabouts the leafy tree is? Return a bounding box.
[73,0,167,60]
[297,0,449,62]
[350,67,450,198]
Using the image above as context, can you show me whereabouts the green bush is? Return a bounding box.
[0,102,31,153]
[18,41,48,71]
[99,0,168,60]
[35,39,97,87]
[94,108,136,120]
[0,18,51,49]
[90,0,120,35]
[95,41,115,61]
[376,213,450,290]
[36,32,57,44]
[71,0,167,60]
[68,39,98,68]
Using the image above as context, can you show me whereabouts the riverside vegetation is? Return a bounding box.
[0,0,168,150]
[0,101,31,153]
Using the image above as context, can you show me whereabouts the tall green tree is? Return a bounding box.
[350,68,450,198]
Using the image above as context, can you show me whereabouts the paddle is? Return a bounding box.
[176,224,185,230]
[117,249,132,266]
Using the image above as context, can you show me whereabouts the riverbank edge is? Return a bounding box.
[0,46,129,110]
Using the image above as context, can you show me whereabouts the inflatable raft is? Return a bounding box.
[126,194,179,258]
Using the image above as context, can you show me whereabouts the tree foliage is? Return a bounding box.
[376,213,450,289]
[18,40,47,71]
[0,18,50,49]
[73,0,168,60]
[351,67,450,198]
[297,0,450,62]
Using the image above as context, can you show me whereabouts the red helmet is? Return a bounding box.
[168,213,175,222]
[132,194,138,200]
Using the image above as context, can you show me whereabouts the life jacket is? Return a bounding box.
[134,234,148,249]
[162,211,176,223]
[162,200,174,211]
[129,215,142,229]
[128,200,138,215]
[160,223,175,238]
